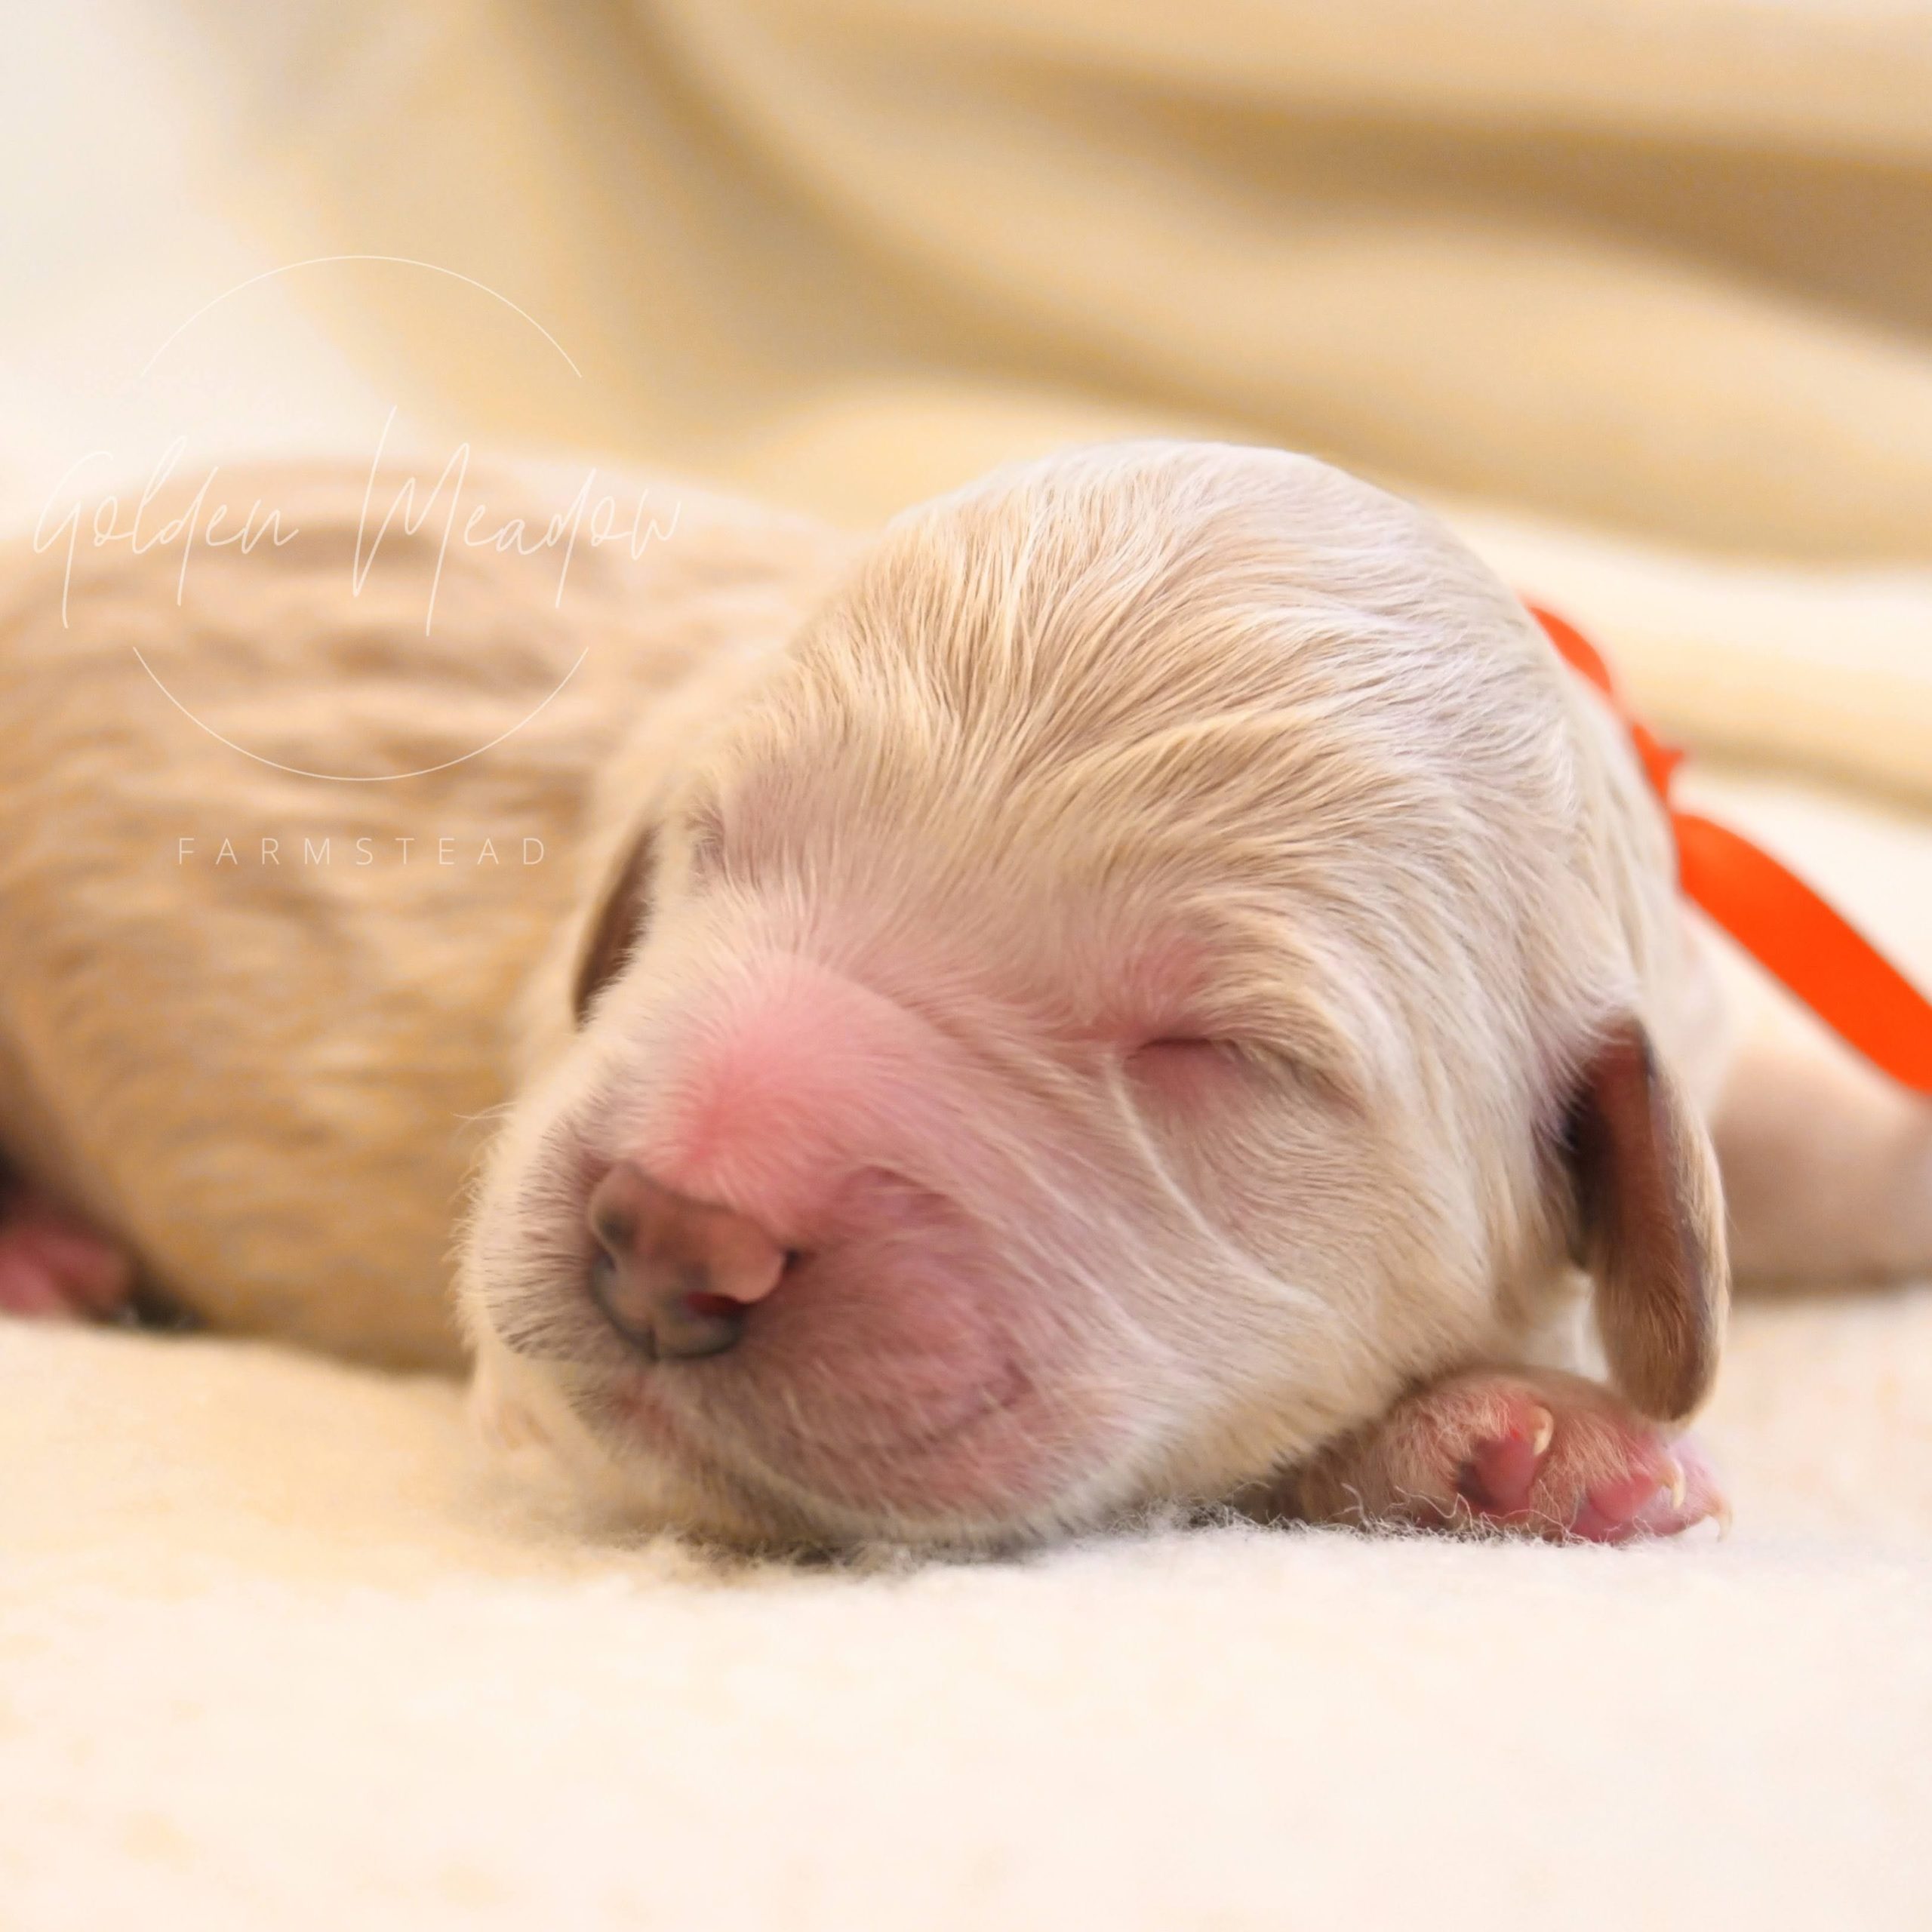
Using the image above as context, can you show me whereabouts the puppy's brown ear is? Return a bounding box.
[572,826,657,1026]
[1565,1017,1730,1423]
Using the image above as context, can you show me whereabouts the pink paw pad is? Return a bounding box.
[1444,1375,1726,1543]
[0,1192,136,1322]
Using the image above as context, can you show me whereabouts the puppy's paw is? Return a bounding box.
[1287,1368,1726,1544]
[0,1192,135,1322]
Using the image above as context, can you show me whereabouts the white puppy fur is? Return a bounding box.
[2,441,1921,1549]
[463,443,1741,1546]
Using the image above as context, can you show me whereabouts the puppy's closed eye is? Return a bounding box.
[1129,1035,1241,1074]
[1127,1036,1291,1103]
[1126,1031,1367,1132]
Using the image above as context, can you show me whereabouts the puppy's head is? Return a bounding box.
[460,443,1725,1546]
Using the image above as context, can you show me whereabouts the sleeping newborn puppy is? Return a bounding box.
[8,441,1922,1550]
[462,441,1745,1549]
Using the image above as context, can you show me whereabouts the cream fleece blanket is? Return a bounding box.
[4,4,1931,1927]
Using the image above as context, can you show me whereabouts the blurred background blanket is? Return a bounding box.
[2,4,1929,1927]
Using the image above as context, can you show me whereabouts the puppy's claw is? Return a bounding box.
[1662,1453,1687,1512]
[1527,1406,1555,1458]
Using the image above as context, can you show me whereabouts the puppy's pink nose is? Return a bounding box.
[586,1162,790,1361]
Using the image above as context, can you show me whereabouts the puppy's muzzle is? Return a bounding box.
[586,1163,791,1360]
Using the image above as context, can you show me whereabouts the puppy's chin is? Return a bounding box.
[518,1353,1134,1551]
[475,1193,1150,1549]
[616,1367,1118,1546]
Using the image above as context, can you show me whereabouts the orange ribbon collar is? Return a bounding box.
[1527,603,1932,1097]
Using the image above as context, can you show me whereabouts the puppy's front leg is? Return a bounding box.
[1270,1369,1726,1543]
[1712,1007,1932,1284]
[0,1181,134,1323]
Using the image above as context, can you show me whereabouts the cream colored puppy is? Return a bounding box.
[3,443,1925,1549]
